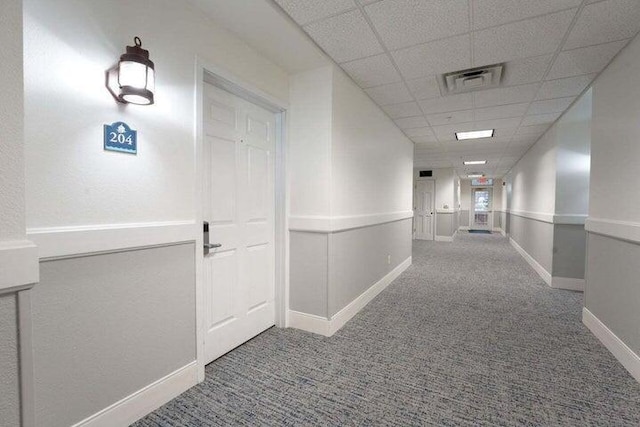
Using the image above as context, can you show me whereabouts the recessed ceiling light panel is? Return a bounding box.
[467,174,484,178]
[455,129,494,140]
[463,160,487,165]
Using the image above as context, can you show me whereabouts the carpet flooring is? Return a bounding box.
[134,233,640,426]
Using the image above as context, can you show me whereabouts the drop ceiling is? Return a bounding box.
[274,0,640,178]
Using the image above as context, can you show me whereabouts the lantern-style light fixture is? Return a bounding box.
[106,37,155,105]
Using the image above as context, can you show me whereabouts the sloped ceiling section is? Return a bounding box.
[274,0,640,178]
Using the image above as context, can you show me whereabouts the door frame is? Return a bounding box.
[470,187,493,230]
[194,58,289,381]
[413,177,436,240]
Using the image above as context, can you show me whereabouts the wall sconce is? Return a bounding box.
[106,37,155,105]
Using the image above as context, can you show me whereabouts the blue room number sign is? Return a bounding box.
[104,121,137,154]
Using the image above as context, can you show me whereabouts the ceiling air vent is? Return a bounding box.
[438,63,504,96]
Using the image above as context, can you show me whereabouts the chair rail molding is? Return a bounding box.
[0,240,39,293]
[585,217,640,245]
[289,211,413,233]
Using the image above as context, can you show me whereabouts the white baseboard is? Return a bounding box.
[435,235,453,242]
[458,226,469,231]
[492,227,502,232]
[288,256,412,337]
[551,277,584,292]
[583,308,640,383]
[500,229,507,237]
[72,361,198,427]
[288,310,331,336]
[509,237,552,285]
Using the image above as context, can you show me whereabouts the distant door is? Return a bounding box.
[414,180,435,240]
[471,188,492,231]
[202,82,276,363]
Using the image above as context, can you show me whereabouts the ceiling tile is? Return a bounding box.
[499,54,553,86]
[405,76,441,100]
[365,0,469,50]
[563,0,640,50]
[418,93,474,114]
[535,74,595,100]
[427,110,474,126]
[395,116,429,129]
[365,82,413,105]
[405,126,437,139]
[474,83,538,108]
[472,0,581,30]
[521,112,561,126]
[382,101,423,119]
[304,10,384,62]
[517,124,549,135]
[473,103,529,121]
[392,34,471,81]
[528,96,575,114]
[474,10,576,65]
[474,117,523,130]
[341,54,402,88]
[547,40,627,79]
[412,133,439,143]
[275,0,357,25]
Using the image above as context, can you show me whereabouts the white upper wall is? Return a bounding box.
[0,0,24,240]
[555,89,592,216]
[590,35,640,223]
[289,66,333,217]
[331,67,413,217]
[23,0,289,229]
[414,168,455,210]
[509,127,558,215]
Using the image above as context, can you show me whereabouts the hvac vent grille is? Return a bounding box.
[438,63,504,96]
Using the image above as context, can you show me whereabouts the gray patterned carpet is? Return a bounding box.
[134,233,640,426]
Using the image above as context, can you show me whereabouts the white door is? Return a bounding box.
[471,188,492,231]
[202,83,276,363]
[414,180,435,240]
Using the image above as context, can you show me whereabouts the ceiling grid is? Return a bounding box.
[274,0,640,177]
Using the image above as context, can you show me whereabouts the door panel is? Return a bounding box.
[414,180,435,240]
[471,188,493,231]
[203,83,276,363]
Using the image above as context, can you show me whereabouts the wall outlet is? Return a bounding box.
[387,255,391,265]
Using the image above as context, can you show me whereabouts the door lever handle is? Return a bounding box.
[204,243,222,249]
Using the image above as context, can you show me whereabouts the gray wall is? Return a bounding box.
[552,224,587,279]
[585,234,640,355]
[290,232,329,317]
[436,212,455,237]
[493,211,501,229]
[509,215,554,273]
[0,294,19,427]
[329,219,412,316]
[290,219,413,320]
[459,210,469,227]
[31,243,196,427]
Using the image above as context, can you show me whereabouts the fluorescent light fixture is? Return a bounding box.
[455,129,494,140]
[463,160,487,165]
[467,174,484,178]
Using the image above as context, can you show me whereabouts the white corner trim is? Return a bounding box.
[288,256,412,337]
[329,256,411,335]
[551,277,584,292]
[287,310,331,337]
[582,308,640,383]
[553,214,587,225]
[28,221,196,260]
[72,361,198,427]
[508,210,554,224]
[585,217,640,245]
[288,211,413,233]
[0,240,39,293]
[435,235,453,242]
[509,237,551,285]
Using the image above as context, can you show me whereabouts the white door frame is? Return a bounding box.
[194,58,289,381]
[413,177,436,240]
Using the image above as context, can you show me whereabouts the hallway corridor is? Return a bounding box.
[136,234,640,426]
